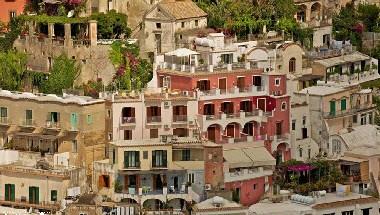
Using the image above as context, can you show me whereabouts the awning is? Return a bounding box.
[339,156,366,164]
[224,146,275,168]
[165,48,199,57]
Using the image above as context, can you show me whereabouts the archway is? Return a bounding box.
[207,124,222,143]
[243,121,256,136]
[143,199,165,210]
[224,122,242,142]
[167,198,187,210]
[274,142,290,164]
[297,4,307,22]
[120,198,138,204]
[311,2,322,21]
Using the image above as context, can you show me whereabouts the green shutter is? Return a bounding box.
[10,184,15,202]
[5,184,9,201]
[152,151,156,167]
[29,187,33,203]
[35,187,39,204]
[341,99,347,111]
[330,101,336,116]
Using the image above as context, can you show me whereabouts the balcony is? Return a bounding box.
[21,119,35,127]
[197,85,267,100]
[173,115,188,123]
[120,117,136,125]
[0,117,9,125]
[224,167,273,183]
[0,198,60,212]
[322,104,375,119]
[199,110,270,132]
[45,121,60,129]
[146,116,162,124]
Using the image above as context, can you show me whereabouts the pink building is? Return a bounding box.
[0,0,28,24]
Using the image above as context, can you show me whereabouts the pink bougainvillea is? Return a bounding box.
[65,0,82,5]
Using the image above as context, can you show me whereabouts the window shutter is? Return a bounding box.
[124,151,129,168]
[29,187,33,203]
[152,151,156,167]
[35,187,39,204]
[163,151,167,167]
[136,151,140,167]
[11,184,15,201]
[5,184,9,201]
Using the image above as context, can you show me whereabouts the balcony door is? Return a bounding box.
[203,104,215,115]
[153,174,166,191]
[257,98,266,111]
[4,184,15,202]
[276,122,282,136]
[329,101,336,116]
[218,78,227,93]
[226,124,235,137]
[197,80,210,91]
[221,102,234,114]
[237,77,245,92]
[29,186,39,204]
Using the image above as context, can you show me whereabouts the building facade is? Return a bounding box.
[0,0,28,24]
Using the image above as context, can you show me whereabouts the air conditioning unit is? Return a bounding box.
[164,124,170,129]
[204,184,211,191]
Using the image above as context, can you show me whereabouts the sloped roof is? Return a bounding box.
[224,144,275,168]
[159,0,207,20]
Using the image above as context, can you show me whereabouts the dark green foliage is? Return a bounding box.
[90,10,131,39]
[40,54,80,95]
[0,51,27,91]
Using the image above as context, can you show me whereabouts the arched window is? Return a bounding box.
[281,102,287,111]
[289,57,296,73]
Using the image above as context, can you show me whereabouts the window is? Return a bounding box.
[275,78,281,86]
[281,102,287,111]
[308,148,311,159]
[156,23,161,29]
[86,114,93,124]
[9,11,16,20]
[0,107,7,123]
[112,148,116,164]
[4,184,15,202]
[362,208,371,215]
[108,133,112,141]
[152,150,167,167]
[143,151,148,159]
[341,98,347,111]
[195,20,199,27]
[323,213,335,215]
[341,211,353,215]
[181,149,191,161]
[181,22,185,28]
[25,109,33,125]
[72,140,78,153]
[29,186,39,204]
[51,190,57,202]
[150,129,158,139]
[221,53,233,64]
[124,130,132,140]
[107,109,111,118]
[289,57,296,73]
[188,173,195,184]
[302,116,306,125]
[361,114,367,125]
[299,148,303,157]
[353,114,358,123]
[253,183,257,190]
[124,151,140,168]
[332,139,341,154]
[292,120,296,130]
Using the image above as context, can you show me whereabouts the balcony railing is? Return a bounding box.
[0,198,60,211]
[22,119,35,127]
[146,116,162,123]
[121,116,136,124]
[46,121,60,129]
[226,112,240,118]
[322,104,375,119]
[173,115,187,122]
[152,162,167,168]
[0,117,9,124]
[205,114,221,120]
[199,85,266,97]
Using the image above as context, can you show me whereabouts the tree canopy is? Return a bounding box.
[40,54,80,95]
[90,10,131,39]
[0,51,27,91]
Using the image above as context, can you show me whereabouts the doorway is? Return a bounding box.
[257,98,266,111]
[237,77,245,92]
[302,127,308,139]
[219,78,227,94]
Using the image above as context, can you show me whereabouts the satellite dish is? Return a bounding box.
[67,10,74,18]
